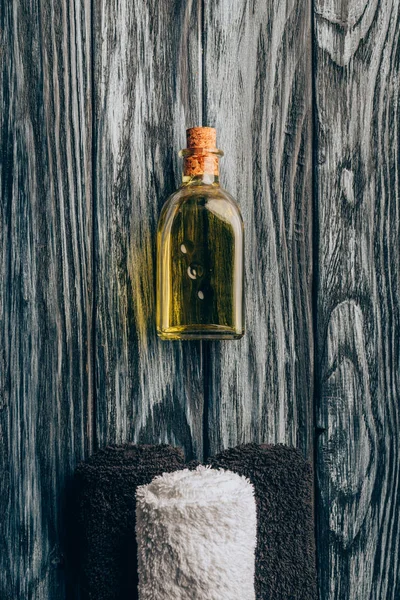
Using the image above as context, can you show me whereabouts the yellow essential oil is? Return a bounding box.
[156,127,244,340]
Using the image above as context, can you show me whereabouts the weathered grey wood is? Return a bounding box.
[314,0,400,597]
[203,0,313,457]
[2,0,399,598]
[94,0,204,458]
[0,0,92,597]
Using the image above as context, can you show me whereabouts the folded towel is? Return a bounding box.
[70,444,188,600]
[207,443,317,600]
[135,465,257,600]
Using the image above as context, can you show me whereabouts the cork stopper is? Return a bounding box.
[183,127,220,177]
[186,126,217,150]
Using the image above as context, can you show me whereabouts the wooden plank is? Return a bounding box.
[0,0,92,596]
[203,0,313,456]
[314,0,400,597]
[94,0,204,458]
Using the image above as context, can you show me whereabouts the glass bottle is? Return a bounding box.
[156,127,244,340]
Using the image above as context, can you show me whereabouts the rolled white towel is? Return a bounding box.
[136,465,256,600]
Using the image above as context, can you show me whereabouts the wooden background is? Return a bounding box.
[0,0,399,597]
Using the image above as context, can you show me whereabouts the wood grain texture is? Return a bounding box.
[314,0,400,597]
[94,0,204,458]
[203,0,313,456]
[3,0,399,597]
[0,0,92,597]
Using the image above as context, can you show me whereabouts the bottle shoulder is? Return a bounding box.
[159,184,243,220]
[213,187,243,218]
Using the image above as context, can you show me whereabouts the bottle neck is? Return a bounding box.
[179,148,223,186]
[181,171,220,185]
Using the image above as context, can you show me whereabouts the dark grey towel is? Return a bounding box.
[69,444,188,600]
[207,443,317,600]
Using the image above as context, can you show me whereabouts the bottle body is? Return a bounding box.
[156,182,244,340]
